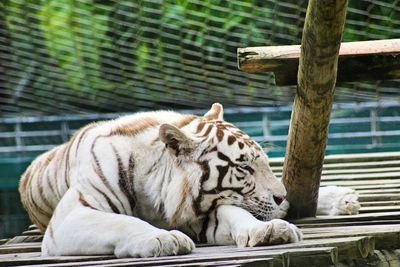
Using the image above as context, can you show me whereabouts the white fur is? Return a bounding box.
[21,104,302,258]
[317,186,361,216]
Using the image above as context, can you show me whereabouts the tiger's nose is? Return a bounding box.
[273,195,285,205]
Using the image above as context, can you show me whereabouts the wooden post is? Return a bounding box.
[282,0,349,218]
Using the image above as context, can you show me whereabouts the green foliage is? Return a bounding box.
[2,0,400,112]
[37,0,113,92]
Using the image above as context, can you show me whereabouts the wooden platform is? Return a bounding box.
[1,152,400,266]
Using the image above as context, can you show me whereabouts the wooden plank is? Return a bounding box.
[253,236,373,262]
[320,167,400,175]
[238,39,400,85]
[320,160,400,170]
[21,229,42,236]
[361,201,400,207]
[359,206,400,213]
[0,242,41,254]
[282,247,338,267]
[296,220,400,228]
[198,237,373,262]
[320,172,400,181]
[6,258,273,267]
[0,252,40,260]
[269,152,400,166]
[358,194,400,202]
[5,235,43,244]
[302,225,400,250]
[346,184,400,190]
[0,251,277,267]
[320,179,400,187]
[195,246,338,266]
[274,168,400,179]
[0,247,340,267]
[293,211,400,225]
[357,188,400,194]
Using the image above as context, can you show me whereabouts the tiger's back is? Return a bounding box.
[19,111,197,232]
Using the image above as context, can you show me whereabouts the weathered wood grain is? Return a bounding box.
[282,0,349,219]
[238,39,400,72]
[238,39,400,85]
[21,229,42,236]
[0,246,341,267]
[5,235,43,244]
[274,167,400,177]
[269,152,400,166]
[321,172,400,181]
[361,201,400,207]
[320,179,400,187]
[302,224,400,250]
[357,188,400,194]
[0,242,41,254]
[360,206,400,213]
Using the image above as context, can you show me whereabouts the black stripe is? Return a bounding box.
[198,198,219,243]
[112,144,137,214]
[47,157,63,200]
[217,152,232,163]
[203,187,244,194]
[90,183,121,214]
[198,146,218,160]
[30,194,52,219]
[216,165,229,189]
[213,209,219,241]
[46,169,58,201]
[199,216,209,243]
[36,166,53,213]
[193,160,210,215]
[91,137,127,213]
[78,191,98,210]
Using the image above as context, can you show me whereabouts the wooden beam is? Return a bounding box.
[238,39,400,85]
[281,0,348,218]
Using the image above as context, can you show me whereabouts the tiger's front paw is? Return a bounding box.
[235,219,302,247]
[115,230,195,258]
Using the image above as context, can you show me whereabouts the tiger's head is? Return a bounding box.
[159,103,288,223]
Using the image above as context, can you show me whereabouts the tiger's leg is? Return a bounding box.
[204,205,302,247]
[42,187,195,257]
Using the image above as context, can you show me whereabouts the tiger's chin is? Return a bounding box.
[247,200,290,221]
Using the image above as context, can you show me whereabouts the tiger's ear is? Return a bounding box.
[159,124,193,156]
[204,103,223,121]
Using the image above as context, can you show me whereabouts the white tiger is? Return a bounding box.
[19,103,302,257]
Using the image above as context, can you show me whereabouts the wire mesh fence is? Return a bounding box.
[1,0,400,115]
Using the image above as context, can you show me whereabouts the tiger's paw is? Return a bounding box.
[235,219,302,247]
[317,186,361,216]
[115,230,195,258]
